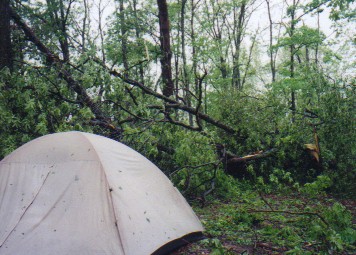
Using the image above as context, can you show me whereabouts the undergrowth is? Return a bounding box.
[173,177,356,255]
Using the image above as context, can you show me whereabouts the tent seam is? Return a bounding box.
[0,168,11,231]
[78,133,127,255]
[0,170,51,248]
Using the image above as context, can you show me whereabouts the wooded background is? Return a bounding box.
[0,0,355,197]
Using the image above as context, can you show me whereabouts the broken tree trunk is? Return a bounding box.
[227,148,278,164]
[216,144,277,179]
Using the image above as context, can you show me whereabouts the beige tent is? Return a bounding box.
[0,132,203,255]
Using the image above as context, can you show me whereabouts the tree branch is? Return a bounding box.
[9,7,121,135]
[107,68,237,134]
[248,209,329,227]
[227,148,277,164]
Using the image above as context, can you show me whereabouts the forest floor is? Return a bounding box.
[171,191,356,255]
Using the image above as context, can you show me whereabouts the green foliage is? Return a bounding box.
[2,0,354,196]
[268,168,297,191]
[277,26,325,49]
[191,188,356,254]
[200,238,228,255]
[327,0,356,21]
[302,175,333,196]
[307,202,356,252]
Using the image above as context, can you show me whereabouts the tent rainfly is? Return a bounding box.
[0,132,204,255]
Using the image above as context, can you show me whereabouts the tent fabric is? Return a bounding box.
[0,132,204,255]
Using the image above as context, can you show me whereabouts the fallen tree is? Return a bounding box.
[7,4,280,196]
[216,144,278,179]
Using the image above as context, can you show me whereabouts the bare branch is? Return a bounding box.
[104,66,237,134]
[248,209,329,227]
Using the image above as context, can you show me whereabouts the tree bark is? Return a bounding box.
[0,0,13,71]
[81,0,88,53]
[191,0,198,94]
[180,0,193,125]
[290,0,297,123]
[227,148,277,164]
[58,0,70,62]
[232,2,246,89]
[98,0,106,64]
[315,11,319,64]
[133,0,144,84]
[157,0,174,97]
[46,0,70,62]
[119,0,128,71]
[266,0,276,82]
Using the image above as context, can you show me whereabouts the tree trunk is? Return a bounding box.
[98,0,106,63]
[290,0,296,123]
[315,11,319,64]
[119,0,129,72]
[232,3,246,89]
[180,0,193,125]
[81,0,89,53]
[157,0,174,97]
[133,0,144,84]
[266,0,276,82]
[191,0,199,108]
[220,56,228,79]
[58,0,70,62]
[46,0,70,62]
[0,0,13,71]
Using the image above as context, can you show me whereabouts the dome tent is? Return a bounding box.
[0,132,204,255]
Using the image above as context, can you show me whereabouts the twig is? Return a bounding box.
[93,58,237,134]
[258,191,274,211]
[170,160,220,178]
[248,209,329,227]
